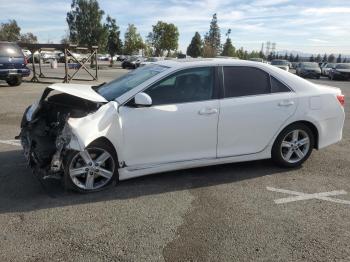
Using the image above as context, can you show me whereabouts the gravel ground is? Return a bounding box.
[0,66,349,262]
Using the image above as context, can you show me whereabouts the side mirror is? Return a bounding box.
[134,92,152,107]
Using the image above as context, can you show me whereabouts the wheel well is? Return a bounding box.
[89,137,119,161]
[281,121,319,149]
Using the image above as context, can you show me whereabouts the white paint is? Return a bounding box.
[28,59,345,181]
[0,140,21,147]
[267,187,350,205]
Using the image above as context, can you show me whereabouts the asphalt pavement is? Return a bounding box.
[0,66,349,261]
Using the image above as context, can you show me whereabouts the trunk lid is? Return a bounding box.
[48,83,108,103]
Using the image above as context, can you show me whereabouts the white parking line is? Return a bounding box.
[0,139,21,147]
[267,187,350,205]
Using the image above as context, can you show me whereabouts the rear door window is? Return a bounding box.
[223,66,271,98]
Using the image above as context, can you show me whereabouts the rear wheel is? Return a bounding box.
[272,123,314,168]
[7,76,22,86]
[64,140,118,193]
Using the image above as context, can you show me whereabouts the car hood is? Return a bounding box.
[304,67,321,71]
[337,69,350,73]
[273,65,288,68]
[48,83,107,103]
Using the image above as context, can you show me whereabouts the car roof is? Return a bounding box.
[154,58,267,69]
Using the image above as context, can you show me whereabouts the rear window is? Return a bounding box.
[0,43,23,57]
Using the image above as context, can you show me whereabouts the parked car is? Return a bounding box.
[249,58,264,63]
[121,56,143,69]
[41,51,58,63]
[295,62,321,79]
[19,59,345,192]
[117,55,127,62]
[22,49,31,58]
[321,63,336,76]
[329,63,350,80]
[140,57,164,67]
[0,42,30,86]
[97,54,110,61]
[271,59,290,71]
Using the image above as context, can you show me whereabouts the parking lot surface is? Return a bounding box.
[0,66,349,261]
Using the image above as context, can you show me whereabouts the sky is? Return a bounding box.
[1,0,350,55]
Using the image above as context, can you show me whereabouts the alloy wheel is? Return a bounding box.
[280,129,310,164]
[69,147,115,191]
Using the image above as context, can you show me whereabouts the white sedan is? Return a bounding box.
[20,59,345,193]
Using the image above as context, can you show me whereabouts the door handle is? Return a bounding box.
[198,108,218,115]
[278,100,294,107]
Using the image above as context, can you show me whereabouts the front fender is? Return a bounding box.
[66,101,122,155]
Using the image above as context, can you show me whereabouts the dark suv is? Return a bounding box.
[0,42,30,86]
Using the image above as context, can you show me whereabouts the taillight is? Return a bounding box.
[24,57,28,65]
[337,94,345,107]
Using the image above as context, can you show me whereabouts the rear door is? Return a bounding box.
[217,66,297,157]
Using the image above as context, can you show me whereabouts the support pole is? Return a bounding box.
[64,48,68,83]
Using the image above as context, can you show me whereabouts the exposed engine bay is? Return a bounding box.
[19,88,103,178]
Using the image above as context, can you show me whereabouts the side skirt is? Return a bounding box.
[118,148,271,180]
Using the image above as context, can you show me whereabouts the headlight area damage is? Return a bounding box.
[18,87,104,180]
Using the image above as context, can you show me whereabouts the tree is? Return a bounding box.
[186,32,202,58]
[147,21,179,56]
[328,54,335,62]
[295,54,300,62]
[336,54,342,63]
[66,0,107,49]
[284,53,288,60]
[124,24,143,55]
[0,20,21,41]
[221,29,235,57]
[309,55,315,62]
[20,32,37,43]
[203,13,221,56]
[105,15,122,65]
[288,54,295,62]
[322,53,328,62]
[343,58,347,63]
[316,54,322,62]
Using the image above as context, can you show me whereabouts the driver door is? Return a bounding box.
[118,67,219,167]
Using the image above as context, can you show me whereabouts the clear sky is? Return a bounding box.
[1,0,350,54]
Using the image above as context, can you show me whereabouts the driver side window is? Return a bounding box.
[144,67,215,106]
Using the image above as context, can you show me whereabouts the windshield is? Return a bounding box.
[326,63,335,68]
[301,62,319,68]
[271,60,288,65]
[0,43,23,57]
[336,63,350,69]
[95,64,168,101]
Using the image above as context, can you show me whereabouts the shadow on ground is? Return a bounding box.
[0,149,292,214]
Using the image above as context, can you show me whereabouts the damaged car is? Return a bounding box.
[19,60,345,193]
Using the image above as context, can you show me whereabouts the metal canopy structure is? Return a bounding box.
[18,43,98,83]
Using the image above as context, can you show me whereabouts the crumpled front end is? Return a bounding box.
[19,88,104,179]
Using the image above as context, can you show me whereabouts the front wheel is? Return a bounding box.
[272,123,314,168]
[64,140,118,193]
[7,76,22,86]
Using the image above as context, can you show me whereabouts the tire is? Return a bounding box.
[272,123,314,168]
[7,76,22,86]
[64,140,118,193]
